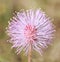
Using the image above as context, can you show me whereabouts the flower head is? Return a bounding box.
[6,9,55,55]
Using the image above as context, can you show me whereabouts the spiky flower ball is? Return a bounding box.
[6,9,55,55]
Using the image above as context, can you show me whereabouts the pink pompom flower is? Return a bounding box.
[6,9,55,56]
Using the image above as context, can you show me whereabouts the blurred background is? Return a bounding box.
[0,0,60,62]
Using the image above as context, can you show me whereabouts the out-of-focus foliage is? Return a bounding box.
[0,0,60,62]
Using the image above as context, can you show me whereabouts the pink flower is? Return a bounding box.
[6,9,55,55]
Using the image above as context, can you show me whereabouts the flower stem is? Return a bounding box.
[28,44,32,62]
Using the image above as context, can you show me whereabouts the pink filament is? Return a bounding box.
[24,24,36,43]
